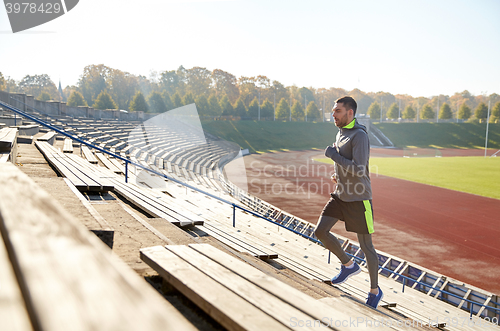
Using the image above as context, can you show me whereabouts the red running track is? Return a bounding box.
[371,175,500,293]
[231,149,500,294]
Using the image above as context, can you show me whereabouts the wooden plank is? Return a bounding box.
[111,181,181,226]
[198,225,258,257]
[0,127,18,152]
[108,157,124,173]
[427,276,443,295]
[140,246,290,331]
[0,128,18,163]
[433,279,449,298]
[62,138,73,153]
[108,177,203,227]
[36,141,114,192]
[190,244,400,330]
[44,152,89,191]
[0,226,33,331]
[0,163,197,331]
[201,223,278,259]
[457,289,472,309]
[35,141,84,190]
[476,295,492,317]
[65,154,115,191]
[53,155,103,192]
[95,152,122,174]
[276,255,330,282]
[167,245,335,331]
[81,145,98,164]
[36,131,56,144]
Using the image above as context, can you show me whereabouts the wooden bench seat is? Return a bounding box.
[18,124,39,136]
[108,157,124,173]
[95,152,123,174]
[0,163,197,331]
[0,128,18,151]
[0,127,18,163]
[0,219,32,331]
[36,131,57,145]
[141,243,384,331]
[61,158,203,228]
[81,145,98,164]
[110,177,203,228]
[36,141,114,192]
[198,222,278,259]
[62,138,74,153]
[85,131,102,138]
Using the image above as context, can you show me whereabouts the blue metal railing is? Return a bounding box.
[2,98,499,321]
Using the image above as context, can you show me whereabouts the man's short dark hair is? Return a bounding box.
[336,96,357,115]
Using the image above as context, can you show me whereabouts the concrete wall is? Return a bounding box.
[0,116,20,126]
[0,90,147,122]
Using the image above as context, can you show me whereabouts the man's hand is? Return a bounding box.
[330,173,338,184]
[324,145,337,158]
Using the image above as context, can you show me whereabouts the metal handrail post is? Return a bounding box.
[125,161,128,183]
[232,204,236,227]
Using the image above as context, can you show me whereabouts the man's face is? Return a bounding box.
[332,102,352,128]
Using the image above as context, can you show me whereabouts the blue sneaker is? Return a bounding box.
[366,287,384,308]
[331,262,361,285]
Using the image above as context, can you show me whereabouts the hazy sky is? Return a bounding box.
[1,0,499,98]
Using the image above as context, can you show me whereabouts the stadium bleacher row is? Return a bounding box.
[12,108,236,192]
[0,98,499,330]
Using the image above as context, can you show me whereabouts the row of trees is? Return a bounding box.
[367,100,500,121]
[1,66,500,122]
[64,88,323,120]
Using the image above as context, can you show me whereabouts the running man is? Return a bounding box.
[314,96,383,309]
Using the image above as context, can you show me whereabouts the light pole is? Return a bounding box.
[417,99,420,123]
[258,87,261,121]
[379,98,382,122]
[436,95,439,123]
[322,92,325,122]
[485,100,491,157]
[398,98,401,120]
[305,95,307,122]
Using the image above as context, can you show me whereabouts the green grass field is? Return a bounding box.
[315,156,500,199]
[201,120,500,198]
[201,120,338,153]
[374,122,500,149]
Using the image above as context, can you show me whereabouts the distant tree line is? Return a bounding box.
[1,67,499,122]
[367,95,500,123]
